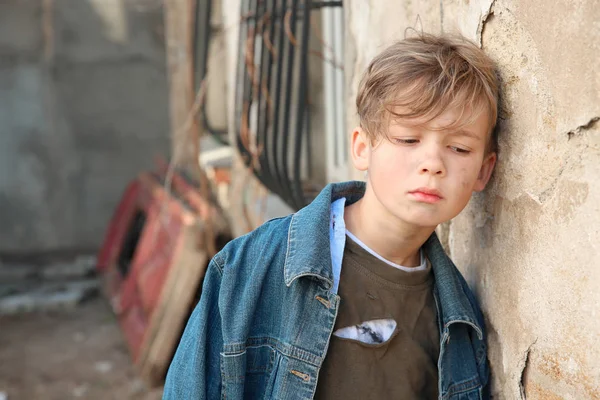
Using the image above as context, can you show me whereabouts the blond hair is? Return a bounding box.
[356,33,500,152]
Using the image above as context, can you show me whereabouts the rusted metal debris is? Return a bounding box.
[96,165,230,386]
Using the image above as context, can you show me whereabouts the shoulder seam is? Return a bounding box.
[212,254,225,276]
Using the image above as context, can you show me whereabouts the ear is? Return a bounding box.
[350,126,370,172]
[473,152,497,192]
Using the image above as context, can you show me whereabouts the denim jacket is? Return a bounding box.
[164,181,490,399]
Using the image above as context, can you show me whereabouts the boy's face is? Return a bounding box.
[351,106,496,228]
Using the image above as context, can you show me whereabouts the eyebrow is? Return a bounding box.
[449,130,483,141]
[390,121,485,141]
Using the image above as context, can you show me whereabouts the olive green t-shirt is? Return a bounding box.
[314,235,440,399]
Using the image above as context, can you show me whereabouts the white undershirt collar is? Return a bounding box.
[329,197,427,294]
[344,229,427,273]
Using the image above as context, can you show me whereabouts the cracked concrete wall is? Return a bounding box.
[0,0,169,256]
[346,0,599,398]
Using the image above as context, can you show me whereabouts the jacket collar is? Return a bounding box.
[284,181,366,290]
[283,180,483,337]
[423,233,484,339]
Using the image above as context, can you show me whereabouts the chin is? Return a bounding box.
[394,211,446,229]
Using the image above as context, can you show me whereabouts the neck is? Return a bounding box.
[344,184,436,268]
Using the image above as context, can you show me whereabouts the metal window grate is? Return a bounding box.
[235,0,343,211]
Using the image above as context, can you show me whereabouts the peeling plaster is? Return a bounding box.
[477,0,496,47]
[519,340,537,399]
[567,116,600,140]
[537,165,565,204]
[439,0,496,44]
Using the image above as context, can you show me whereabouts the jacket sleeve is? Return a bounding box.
[163,258,224,399]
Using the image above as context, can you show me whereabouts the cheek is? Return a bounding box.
[382,148,411,174]
[458,165,480,191]
[460,170,471,189]
[368,152,408,198]
[370,148,402,179]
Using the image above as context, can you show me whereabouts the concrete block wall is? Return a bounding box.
[0,0,170,256]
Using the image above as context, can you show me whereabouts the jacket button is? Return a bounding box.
[290,370,310,382]
[315,295,331,308]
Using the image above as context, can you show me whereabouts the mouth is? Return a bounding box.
[408,187,443,204]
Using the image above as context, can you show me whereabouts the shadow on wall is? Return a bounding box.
[0,0,170,259]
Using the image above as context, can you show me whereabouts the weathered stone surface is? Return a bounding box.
[447,0,600,397]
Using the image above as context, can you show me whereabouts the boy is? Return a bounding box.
[164,32,498,400]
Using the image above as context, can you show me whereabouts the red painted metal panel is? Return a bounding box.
[96,180,142,273]
[97,170,214,384]
[121,295,147,362]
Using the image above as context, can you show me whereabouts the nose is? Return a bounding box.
[418,147,446,177]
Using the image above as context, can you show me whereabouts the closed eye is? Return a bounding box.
[394,138,419,145]
[449,146,471,154]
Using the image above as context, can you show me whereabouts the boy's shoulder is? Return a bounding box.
[213,181,365,291]
[423,233,486,334]
[214,215,293,270]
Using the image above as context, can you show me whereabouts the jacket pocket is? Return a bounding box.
[262,351,320,400]
[448,386,483,400]
[278,356,320,400]
[221,345,276,399]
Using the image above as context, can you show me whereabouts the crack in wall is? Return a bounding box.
[478,0,497,48]
[537,114,598,202]
[519,339,537,399]
[567,116,599,140]
[538,165,565,203]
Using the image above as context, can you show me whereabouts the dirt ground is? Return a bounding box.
[0,297,164,400]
